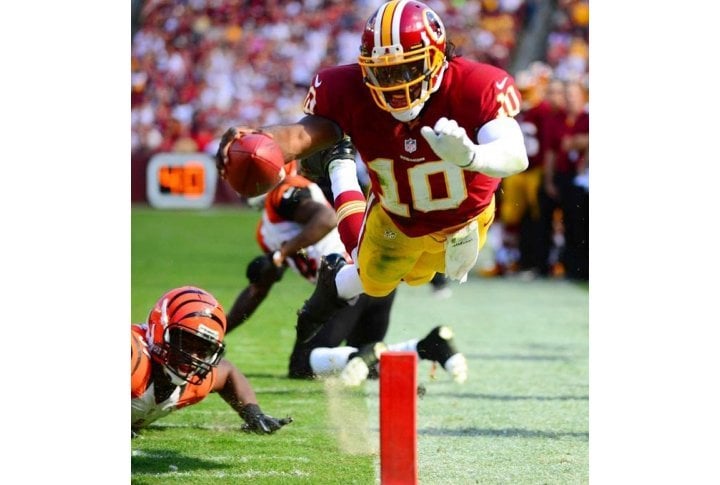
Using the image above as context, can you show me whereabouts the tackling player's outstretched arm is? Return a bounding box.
[213,359,292,434]
[214,359,259,408]
[274,197,337,265]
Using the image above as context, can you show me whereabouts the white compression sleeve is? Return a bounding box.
[328,159,363,200]
[464,117,529,177]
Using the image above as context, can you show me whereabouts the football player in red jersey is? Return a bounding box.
[216,0,529,341]
[131,286,292,437]
[225,142,468,385]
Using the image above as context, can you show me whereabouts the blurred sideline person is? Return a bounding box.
[540,79,589,280]
[225,142,467,385]
[131,286,292,437]
[491,63,555,277]
[534,78,567,276]
[216,0,529,344]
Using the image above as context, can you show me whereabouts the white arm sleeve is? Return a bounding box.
[464,117,529,177]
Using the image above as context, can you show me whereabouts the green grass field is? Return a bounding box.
[131,206,588,484]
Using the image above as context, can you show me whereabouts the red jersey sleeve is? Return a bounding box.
[450,59,522,138]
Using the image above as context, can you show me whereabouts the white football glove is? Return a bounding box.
[420,117,477,168]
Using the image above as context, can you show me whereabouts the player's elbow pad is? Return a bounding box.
[465,117,529,177]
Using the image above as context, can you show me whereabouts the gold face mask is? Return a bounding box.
[359,44,444,114]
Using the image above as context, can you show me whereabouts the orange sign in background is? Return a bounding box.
[146,153,217,209]
[158,163,205,197]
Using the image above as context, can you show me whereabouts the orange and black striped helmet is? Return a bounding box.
[146,286,227,385]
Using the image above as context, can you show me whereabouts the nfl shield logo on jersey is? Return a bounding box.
[404,138,417,153]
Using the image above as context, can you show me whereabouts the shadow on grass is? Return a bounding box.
[241,372,293,379]
[425,392,588,401]
[467,353,573,362]
[245,387,327,396]
[419,427,588,440]
[131,449,227,475]
[525,343,573,351]
[142,422,245,432]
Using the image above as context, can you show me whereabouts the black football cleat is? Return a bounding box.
[416,326,468,383]
[295,254,348,343]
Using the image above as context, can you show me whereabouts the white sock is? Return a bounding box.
[335,264,364,301]
[309,346,357,375]
[387,339,419,354]
[329,159,363,198]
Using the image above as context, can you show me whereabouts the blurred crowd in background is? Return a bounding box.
[131,0,589,281]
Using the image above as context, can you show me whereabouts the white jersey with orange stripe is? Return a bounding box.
[257,181,347,283]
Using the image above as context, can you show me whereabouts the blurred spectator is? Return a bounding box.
[493,64,554,278]
[539,79,588,280]
[131,0,588,212]
[131,0,530,161]
[546,0,588,84]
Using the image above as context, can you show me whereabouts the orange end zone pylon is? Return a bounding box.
[380,351,417,485]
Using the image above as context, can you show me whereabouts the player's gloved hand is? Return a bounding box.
[215,127,271,178]
[239,403,293,434]
[420,117,477,168]
[247,253,286,286]
[215,127,239,178]
[299,137,356,182]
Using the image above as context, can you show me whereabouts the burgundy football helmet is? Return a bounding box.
[358,0,448,121]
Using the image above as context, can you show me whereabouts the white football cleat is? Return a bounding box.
[443,352,468,384]
[339,342,387,386]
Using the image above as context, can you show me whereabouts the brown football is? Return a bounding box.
[225,133,285,197]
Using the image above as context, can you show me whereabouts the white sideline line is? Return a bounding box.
[132,469,310,478]
[175,401,312,414]
[134,423,310,444]
[168,410,236,415]
[146,423,242,431]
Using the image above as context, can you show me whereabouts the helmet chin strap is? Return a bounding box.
[392,102,424,122]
